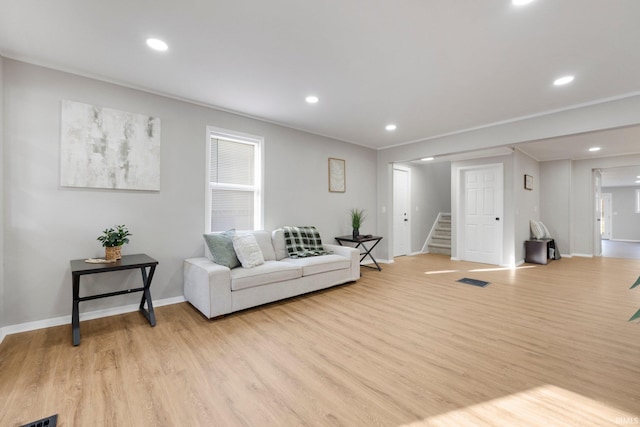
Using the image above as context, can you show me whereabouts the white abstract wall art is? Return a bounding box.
[60,100,161,191]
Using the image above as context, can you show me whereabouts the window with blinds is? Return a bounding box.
[206,127,263,232]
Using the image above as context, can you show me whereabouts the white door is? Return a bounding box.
[593,169,603,256]
[601,193,612,240]
[461,165,503,265]
[393,167,410,257]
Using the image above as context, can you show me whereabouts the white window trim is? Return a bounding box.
[636,188,640,214]
[205,126,264,232]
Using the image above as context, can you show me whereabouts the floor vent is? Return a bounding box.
[20,414,58,427]
[457,278,490,287]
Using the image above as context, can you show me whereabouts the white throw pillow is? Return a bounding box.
[540,222,552,239]
[530,220,545,239]
[530,219,552,239]
[232,233,265,268]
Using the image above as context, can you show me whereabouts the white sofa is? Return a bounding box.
[183,229,360,318]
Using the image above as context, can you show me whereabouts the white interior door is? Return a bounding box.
[601,193,612,240]
[393,167,410,257]
[593,169,602,256]
[461,165,503,265]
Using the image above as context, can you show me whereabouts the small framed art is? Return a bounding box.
[328,158,346,192]
[524,174,533,190]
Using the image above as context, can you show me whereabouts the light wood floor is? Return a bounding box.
[2,255,640,426]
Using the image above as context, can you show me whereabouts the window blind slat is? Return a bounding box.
[210,138,254,186]
[210,189,254,231]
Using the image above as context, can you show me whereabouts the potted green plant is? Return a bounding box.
[350,208,366,239]
[97,224,132,260]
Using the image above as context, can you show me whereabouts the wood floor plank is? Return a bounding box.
[1,254,640,426]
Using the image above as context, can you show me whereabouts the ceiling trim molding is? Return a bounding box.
[0,53,366,148]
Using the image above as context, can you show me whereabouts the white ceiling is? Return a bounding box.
[1,0,640,155]
[517,125,640,186]
[516,126,640,163]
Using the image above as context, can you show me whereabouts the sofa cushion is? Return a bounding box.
[203,230,240,269]
[232,233,265,268]
[280,254,350,276]
[249,230,276,261]
[230,261,302,291]
[272,229,288,260]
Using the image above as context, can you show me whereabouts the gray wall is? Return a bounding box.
[602,186,640,241]
[513,149,540,263]
[2,58,376,327]
[539,160,572,255]
[407,161,451,254]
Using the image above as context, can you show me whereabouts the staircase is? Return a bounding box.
[426,213,451,255]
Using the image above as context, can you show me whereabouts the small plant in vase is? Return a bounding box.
[350,208,366,239]
[97,225,132,260]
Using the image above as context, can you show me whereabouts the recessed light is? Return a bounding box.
[636,180,640,184]
[553,75,574,86]
[588,147,601,152]
[512,0,535,6]
[146,38,168,51]
[305,95,319,104]
[421,157,434,161]
[385,124,397,131]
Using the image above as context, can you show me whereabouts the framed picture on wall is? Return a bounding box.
[328,158,346,192]
[524,174,533,190]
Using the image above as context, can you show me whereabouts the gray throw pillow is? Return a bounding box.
[203,230,240,268]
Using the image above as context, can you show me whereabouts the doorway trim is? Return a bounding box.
[593,168,603,257]
[601,192,612,240]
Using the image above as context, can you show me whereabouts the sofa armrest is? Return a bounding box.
[184,257,232,318]
[324,243,360,280]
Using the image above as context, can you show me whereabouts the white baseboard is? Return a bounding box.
[572,253,593,258]
[0,295,186,344]
[362,259,393,265]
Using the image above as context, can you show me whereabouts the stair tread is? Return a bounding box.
[428,243,451,248]
[425,213,453,255]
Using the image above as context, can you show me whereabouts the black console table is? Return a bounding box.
[70,253,158,346]
[335,235,383,271]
